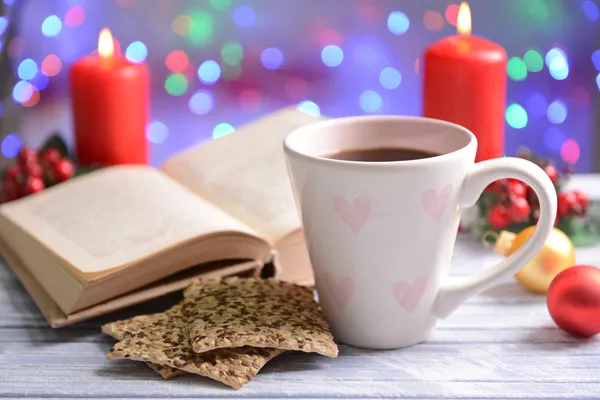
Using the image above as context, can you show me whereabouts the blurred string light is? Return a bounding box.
[125,41,147,63]
[316,28,343,46]
[545,47,569,80]
[1,133,21,158]
[445,4,459,26]
[188,89,214,115]
[172,14,191,36]
[12,80,35,103]
[17,58,37,80]
[544,128,566,152]
[189,12,213,45]
[297,100,320,117]
[544,127,567,153]
[505,103,528,129]
[213,122,235,139]
[581,0,599,21]
[0,16,8,36]
[209,0,232,10]
[359,90,382,113]
[145,121,169,144]
[197,60,221,84]
[238,89,261,109]
[379,67,401,89]
[546,100,567,124]
[387,11,409,35]
[321,45,343,67]
[507,57,527,81]
[561,139,580,164]
[260,47,284,70]
[41,15,62,37]
[523,49,543,72]
[233,5,255,28]
[527,92,548,118]
[221,42,243,66]
[165,50,189,73]
[30,73,49,91]
[423,10,445,32]
[164,73,188,96]
[64,6,85,28]
[22,88,40,107]
[592,49,600,70]
[528,0,550,20]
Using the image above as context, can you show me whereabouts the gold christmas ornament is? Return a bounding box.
[486,226,576,293]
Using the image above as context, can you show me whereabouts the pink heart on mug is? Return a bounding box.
[393,276,428,313]
[323,273,354,310]
[332,195,371,233]
[421,183,453,222]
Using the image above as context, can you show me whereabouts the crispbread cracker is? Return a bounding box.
[104,302,284,390]
[145,361,185,379]
[102,314,185,380]
[183,277,338,357]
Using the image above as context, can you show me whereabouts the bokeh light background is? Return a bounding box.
[2,0,600,171]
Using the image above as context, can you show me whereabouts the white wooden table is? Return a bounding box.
[1,175,600,399]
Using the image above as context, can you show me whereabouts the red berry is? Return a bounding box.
[573,190,589,208]
[40,148,62,167]
[21,176,45,195]
[485,180,505,192]
[509,181,528,198]
[557,192,577,216]
[52,159,75,182]
[487,205,510,229]
[23,161,43,177]
[544,164,558,184]
[5,164,23,182]
[17,147,37,166]
[508,197,531,223]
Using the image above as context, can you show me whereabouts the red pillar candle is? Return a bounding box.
[422,2,507,162]
[69,28,149,166]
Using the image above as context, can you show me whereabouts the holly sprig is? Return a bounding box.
[0,133,99,203]
[476,148,600,247]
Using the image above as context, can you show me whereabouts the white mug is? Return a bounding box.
[283,115,557,349]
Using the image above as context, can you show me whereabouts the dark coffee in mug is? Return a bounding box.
[323,147,440,162]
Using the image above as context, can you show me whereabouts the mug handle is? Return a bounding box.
[433,157,558,318]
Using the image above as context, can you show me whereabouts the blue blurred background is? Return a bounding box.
[1,0,599,171]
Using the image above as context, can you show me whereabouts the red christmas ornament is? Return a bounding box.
[547,265,600,338]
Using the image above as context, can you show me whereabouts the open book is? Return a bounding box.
[0,107,323,327]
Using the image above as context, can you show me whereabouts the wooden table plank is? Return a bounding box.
[1,175,600,399]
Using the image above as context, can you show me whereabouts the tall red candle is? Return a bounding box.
[422,2,507,162]
[69,28,149,166]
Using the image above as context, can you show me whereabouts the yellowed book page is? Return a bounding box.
[0,165,259,274]
[161,107,323,243]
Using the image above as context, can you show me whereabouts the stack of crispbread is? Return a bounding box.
[102,277,338,390]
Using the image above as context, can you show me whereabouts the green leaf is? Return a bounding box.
[566,223,600,247]
[73,166,98,178]
[39,133,70,159]
[557,210,600,247]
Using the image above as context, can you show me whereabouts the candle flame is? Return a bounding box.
[98,28,114,59]
[457,2,472,36]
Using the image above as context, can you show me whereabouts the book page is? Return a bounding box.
[161,107,324,243]
[0,166,259,274]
